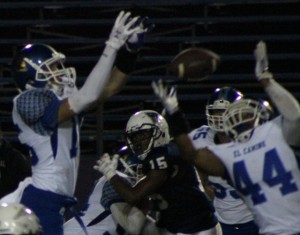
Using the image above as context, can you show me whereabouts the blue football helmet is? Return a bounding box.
[11,44,76,97]
[206,87,244,132]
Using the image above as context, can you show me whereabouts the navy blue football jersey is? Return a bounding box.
[142,142,217,233]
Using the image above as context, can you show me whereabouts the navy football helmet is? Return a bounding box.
[206,87,243,132]
[11,44,76,97]
[125,110,170,160]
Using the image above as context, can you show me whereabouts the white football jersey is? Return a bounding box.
[64,177,118,235]
[209,117,300,234]
[0,177,32,204]
[189,125,254,225]
[12,89,80,196]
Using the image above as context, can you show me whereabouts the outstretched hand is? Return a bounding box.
[126,17,155,52]
[106,11,141,50]
[152,80,179,115]
[93,153,119,180]
[254,41,273,81]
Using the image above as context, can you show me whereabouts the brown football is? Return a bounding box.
[167,47,220,81]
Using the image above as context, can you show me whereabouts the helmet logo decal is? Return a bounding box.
[19,60,28,72]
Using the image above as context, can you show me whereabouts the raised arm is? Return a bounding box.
[152,80,226,177]
[58,11,142,123]
[97,17,153,102]
[254,41,300,147]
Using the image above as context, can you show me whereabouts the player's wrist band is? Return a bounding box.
[115,47,138,74]
[165,110,190,137]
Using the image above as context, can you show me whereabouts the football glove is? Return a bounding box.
[106,11,140,50]
[254,40,273,81]
[125,17,154,52]
[152,79,179,115]
[93,153,119,180]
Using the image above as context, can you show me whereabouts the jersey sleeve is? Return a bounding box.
[16,89,62,135]
[100,181,124,210]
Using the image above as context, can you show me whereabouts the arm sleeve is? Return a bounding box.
[264,78,300,146]
[110,202,146,235]
[16,90,61,135]
[68,45,117,113]
[100,181,124,210]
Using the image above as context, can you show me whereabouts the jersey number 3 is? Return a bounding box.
[234,148,298,205]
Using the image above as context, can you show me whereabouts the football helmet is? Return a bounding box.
[125,110,170,160]
[259,99,274,123]
[11,43,76,97]
[206,87,243,132]
[223,99,270,143]
[0,203,42,235]
[118,146,143,183]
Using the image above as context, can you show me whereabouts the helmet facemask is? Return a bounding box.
[206,87,244,132]
[119,157,144,184]
[24,51,76,98]
[223,99,268,143]
[206,100,230,132]
[126,126,156,160]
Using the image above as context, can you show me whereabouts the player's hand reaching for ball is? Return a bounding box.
[106,11,141,50]
[152,80,179,115]
[254,41,273,81]
[94,153,119,180]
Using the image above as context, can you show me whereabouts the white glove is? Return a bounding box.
[152,80,179,115]
[106,11,140,50]
[93,153,119,180]
[254,40,273,81]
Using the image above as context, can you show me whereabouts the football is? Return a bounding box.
[167,47,220,81]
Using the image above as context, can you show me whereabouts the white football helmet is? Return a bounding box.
[125,110,170,160]
[206,87,243,132]
[223,99,271,143]
[117,146,144,184]
[0,203,42,235]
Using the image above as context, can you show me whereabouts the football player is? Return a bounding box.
[152,41,300,234]
[189,87,259,235]
[64,146,158,235]
[10,11,150,235]
[94,110,222,235]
